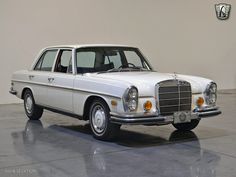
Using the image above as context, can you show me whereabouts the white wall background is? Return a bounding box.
[1,0,236,104]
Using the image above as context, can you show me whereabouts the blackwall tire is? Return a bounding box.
[23,89,43,120]
[172,119,200,131]
[89,98,120,141]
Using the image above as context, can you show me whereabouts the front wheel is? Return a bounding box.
[89,98,120,141]
[172,119,200,131]
[23,89,43,120]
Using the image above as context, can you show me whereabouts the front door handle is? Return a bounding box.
[48,77,54,82]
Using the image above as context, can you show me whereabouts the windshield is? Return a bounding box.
[76,47,152,74]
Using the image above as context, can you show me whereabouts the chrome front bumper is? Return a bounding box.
[110,106,221,125]
[194,106,222,118]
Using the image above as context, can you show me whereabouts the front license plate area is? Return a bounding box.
[174,112,191,124]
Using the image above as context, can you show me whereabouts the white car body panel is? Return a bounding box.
[47,72,74,112]
[91,72,212,95]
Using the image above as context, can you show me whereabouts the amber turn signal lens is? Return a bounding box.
[111,100,117,106]
[196,97,204,107]
[144,101,152,111]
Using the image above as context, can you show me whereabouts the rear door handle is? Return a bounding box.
[29,75,35,79]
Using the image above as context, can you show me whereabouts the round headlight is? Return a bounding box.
[123,87,138,112]
[209,83,217,93]
[128,87,138,99]
[208,93,217,104]
[205,82,217,105]
[128,100,137,111]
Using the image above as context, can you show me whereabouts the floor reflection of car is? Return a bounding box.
[11,120,220,177]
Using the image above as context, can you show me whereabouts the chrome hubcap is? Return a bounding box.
[25,95,33,114]
[91,105,106,134]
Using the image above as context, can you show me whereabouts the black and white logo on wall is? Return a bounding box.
[215,3,231,20]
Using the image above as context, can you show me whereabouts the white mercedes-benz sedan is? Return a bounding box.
[10,44,221,140]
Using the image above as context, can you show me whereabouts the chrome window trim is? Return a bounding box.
[51,49,60,72]
[74,47,153,74]
[32,47,74,72]
[72,48,77,75]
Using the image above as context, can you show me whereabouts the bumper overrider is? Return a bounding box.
[110,106,221,125]
[9,89,17,95]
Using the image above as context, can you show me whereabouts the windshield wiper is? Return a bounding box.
[97,68,119,74]
[97,67,149,74]
[107,67,143,72]
[129,66,147,71]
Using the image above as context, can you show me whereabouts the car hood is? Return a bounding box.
[91,71,212,96]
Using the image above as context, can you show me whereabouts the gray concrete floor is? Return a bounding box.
[0,90,236,177]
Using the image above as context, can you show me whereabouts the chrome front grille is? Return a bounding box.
[157,80,192,116]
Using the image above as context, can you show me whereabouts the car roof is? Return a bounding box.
[45,44,136,49]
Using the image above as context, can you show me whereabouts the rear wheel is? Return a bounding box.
[172,119,200,131]
[23,89,43,120]
[89,98,120,141]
